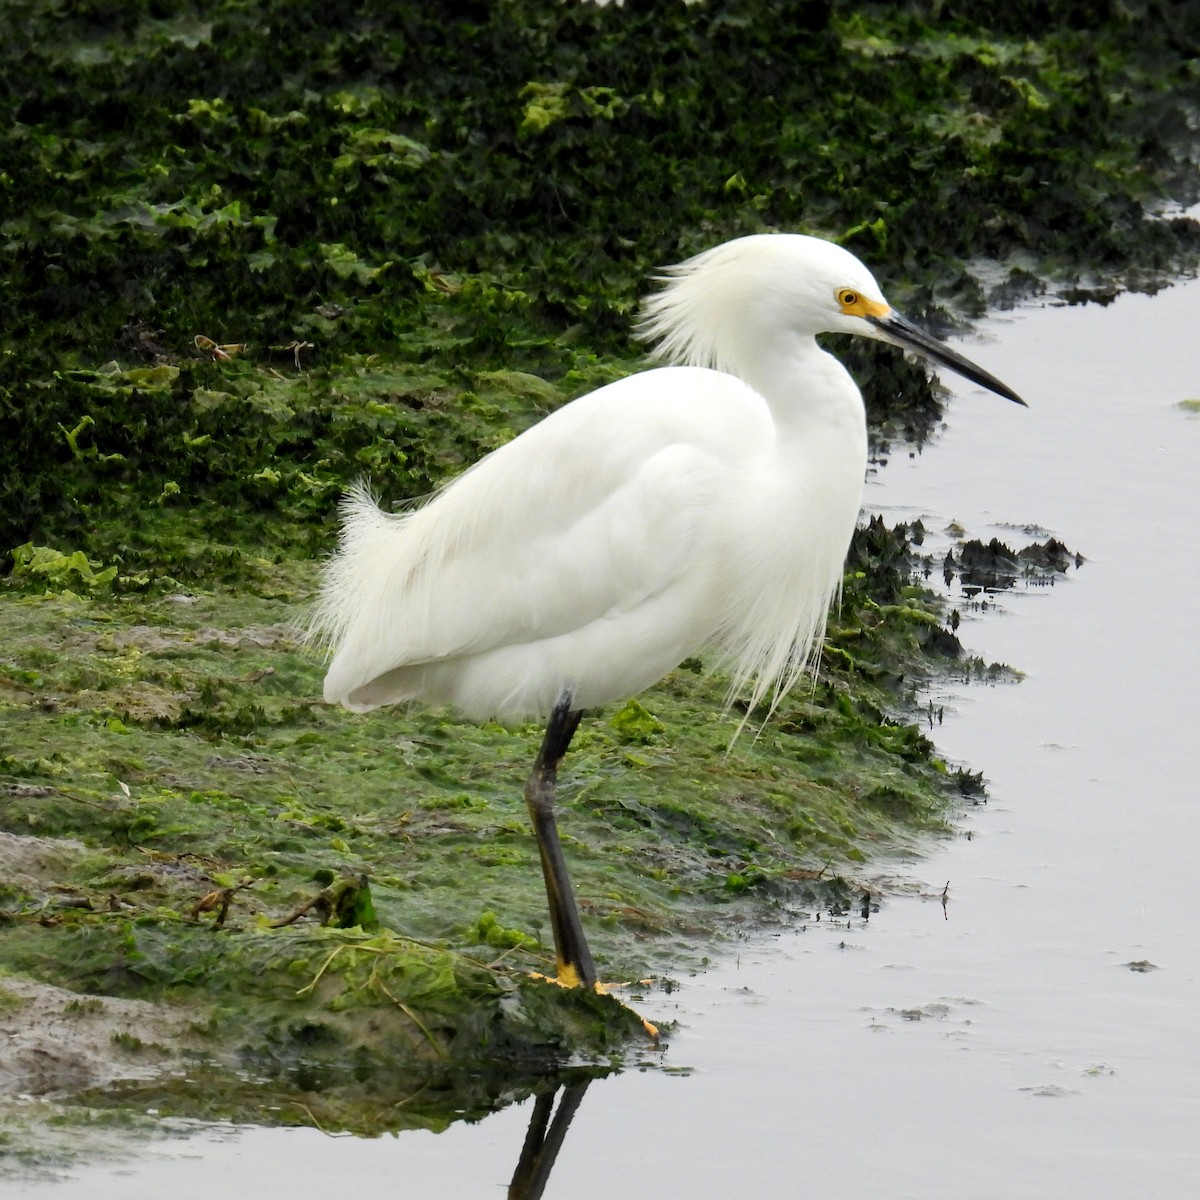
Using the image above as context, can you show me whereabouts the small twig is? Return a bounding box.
[484,944,525,971]
[370,970,446,1059]
[189,878,255,925]
[390,1081,432,1111]
[193,334,247,361]
[237,666,276,685]
[289,340,314,370]
[295,945,347,997]
[294,1103,329,1134]
[269,888,334,928]
[53,789,122,812]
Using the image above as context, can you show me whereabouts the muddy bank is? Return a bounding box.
[0,973,198,1101]
[0,519,1073,1132]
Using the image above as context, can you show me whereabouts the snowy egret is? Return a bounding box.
[312,233,1023,993]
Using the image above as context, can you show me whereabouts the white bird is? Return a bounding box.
[312,233,1023,993]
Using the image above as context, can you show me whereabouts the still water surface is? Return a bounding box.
[16,278,1200,1198]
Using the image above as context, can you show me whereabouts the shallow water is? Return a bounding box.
[11,278,1200,1197]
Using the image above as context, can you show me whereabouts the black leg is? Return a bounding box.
[524,691,596,989]
[507,1080,591,1200]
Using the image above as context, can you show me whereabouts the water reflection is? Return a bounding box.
[508,1077,592,1200]
[942,534,1083,595]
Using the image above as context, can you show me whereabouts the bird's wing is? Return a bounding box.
[315,369,767,698]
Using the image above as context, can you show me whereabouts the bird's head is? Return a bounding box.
[638,233,1025,406]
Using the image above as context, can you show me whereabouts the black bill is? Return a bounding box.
[868,311,1026,407]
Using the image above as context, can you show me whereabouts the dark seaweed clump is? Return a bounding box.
[2,0,1199,564]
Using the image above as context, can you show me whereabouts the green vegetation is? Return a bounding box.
[1,0,1198,1132]
[4,0,1199,561]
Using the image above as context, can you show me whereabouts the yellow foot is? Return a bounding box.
[529,972,660,1040]
[636,1013,661,1040]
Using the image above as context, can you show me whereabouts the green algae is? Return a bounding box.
[0,546,960,976]
[0,514,973,1127]
[5,1,1200,555]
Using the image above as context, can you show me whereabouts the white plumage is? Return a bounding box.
[313,235,888,723]
[310,232,1022,997]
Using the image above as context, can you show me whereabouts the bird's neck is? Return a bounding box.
[733,334,866,445]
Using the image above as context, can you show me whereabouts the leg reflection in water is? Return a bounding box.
[507,1078,592,1200]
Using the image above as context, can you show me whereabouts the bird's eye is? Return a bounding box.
[838,288,860,308]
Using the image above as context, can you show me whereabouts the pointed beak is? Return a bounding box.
[867,311,1026,407]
